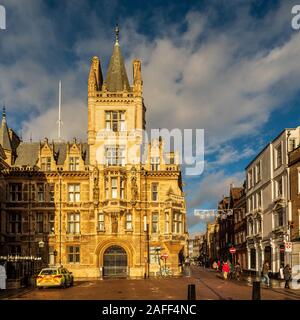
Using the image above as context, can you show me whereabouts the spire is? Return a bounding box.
[105,24,130,92]
[0,105,12,151]
[115,24,119,45]
[2,105,6,120]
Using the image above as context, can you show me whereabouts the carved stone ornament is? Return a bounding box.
[93,165,100,205]
[130,167,138,203]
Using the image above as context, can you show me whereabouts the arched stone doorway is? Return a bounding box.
[103,245,128,278]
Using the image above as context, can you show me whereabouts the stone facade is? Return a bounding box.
[246,128,300,276]
[0,31,188,279]
[206,221,219,261]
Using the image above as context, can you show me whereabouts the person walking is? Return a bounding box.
[262,261,270,287]
[235,261,242,281]
[279,264,284,281]
[184,256,191,277]
[222,260,230,280]
[283,264,292,289]
[229,260,235,279]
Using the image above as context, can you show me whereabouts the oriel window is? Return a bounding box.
[111,177,118,199]
[105,177,109,199]
[120,177,125,199]
[164,212,169,233]
[172,212,182,234]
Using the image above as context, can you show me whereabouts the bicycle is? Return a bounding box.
[160,266,173,277]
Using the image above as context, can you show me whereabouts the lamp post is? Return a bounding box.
[53,249,58,266]
[38,240,45,261]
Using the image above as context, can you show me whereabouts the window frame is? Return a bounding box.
[68,184,81,203]
[67,246,80,263]
[69,156,80,171]
[67,212,80,234]
[151,183,158,202]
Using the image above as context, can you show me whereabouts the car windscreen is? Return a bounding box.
[40,269,57,275]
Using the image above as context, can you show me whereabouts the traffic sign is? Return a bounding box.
[285,242,292,253]
[229,247,236,254]
[161,253,168,260]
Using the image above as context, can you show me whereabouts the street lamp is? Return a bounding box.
[38,240,45,258]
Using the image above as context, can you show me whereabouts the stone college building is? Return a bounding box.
[0,28,188,280]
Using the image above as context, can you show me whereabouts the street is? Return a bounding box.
[3,267,300,300]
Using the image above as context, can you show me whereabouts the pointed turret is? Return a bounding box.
[105,25,130,92]
[0,106,12,151]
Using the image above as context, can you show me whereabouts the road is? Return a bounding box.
[4,266,300,300]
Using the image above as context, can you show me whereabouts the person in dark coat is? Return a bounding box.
[283,264,292,289]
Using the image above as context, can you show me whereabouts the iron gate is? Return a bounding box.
[103,246,128,278]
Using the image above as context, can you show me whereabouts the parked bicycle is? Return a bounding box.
[160,266,173,277]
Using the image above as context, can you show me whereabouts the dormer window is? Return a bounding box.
[69,157,80,171]
[41,157,51,171]
[105,111,125,132]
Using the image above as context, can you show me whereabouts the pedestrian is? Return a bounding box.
[222,261,230,280]
[235,261,242,281]
[229,260,234,279]
[279,264,284,280]
[261,261,270,287]
[283,264,292,289]
[217,259,221,271]
[185,256,191,277]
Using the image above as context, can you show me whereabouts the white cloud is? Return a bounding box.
[187,170,244,209]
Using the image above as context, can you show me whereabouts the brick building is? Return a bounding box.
[288,145,300,268]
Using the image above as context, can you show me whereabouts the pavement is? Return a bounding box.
[0,266,299,300]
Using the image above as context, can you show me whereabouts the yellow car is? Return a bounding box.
[36,267,74,288]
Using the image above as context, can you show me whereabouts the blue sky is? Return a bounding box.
[1,0,300,235]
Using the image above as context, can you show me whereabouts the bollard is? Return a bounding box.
[188,284,196,300]
[252,281,261,300]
